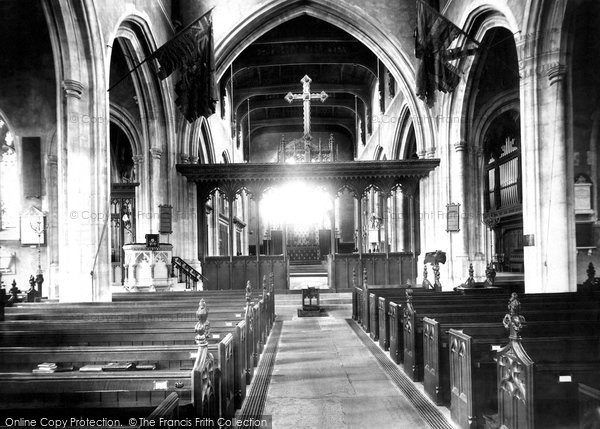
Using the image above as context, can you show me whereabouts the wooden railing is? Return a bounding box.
[171,257,205,290]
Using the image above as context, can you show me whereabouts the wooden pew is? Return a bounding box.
[0,339,238,419]
[0,283,274,421]
[403,290,600,382]
[138,392,180,428]
[112,289,249,302]
[495,297,600,429]
[578,382,600,429]
[0,309,261,411]
[378,289,435,353]
[0,299,226,421]
[424,317,599,406]
[368,287,414,342]
[447,294,600,429]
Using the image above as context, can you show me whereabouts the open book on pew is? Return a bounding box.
[78,362,157,372]
[32,362,75,373]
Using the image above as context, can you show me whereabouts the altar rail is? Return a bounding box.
[331,252,417,290]
[203,256,287,291]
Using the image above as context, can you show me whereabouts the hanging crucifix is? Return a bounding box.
[284,75,328,162]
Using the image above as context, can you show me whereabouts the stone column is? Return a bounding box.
[520,58,575,292]
[545,64,575,291]
[330,196,337,256]
[58,79,110,302]
[356,195,363,256]
[382,193,390,254]
[228,195,235,259]
[451,140,469,283]
[395,190,406,251]
[196,189,208,262]
[149,148,162,235]
[132,154,145,242]
[45,154,59,299]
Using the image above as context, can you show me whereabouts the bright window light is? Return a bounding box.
[261,181,331,227]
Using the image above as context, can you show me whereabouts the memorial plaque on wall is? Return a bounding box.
[446,203,460,232]
[574,182,592,212]
[158,204,173,234]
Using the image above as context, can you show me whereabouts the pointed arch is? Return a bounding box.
[214,0,434,157]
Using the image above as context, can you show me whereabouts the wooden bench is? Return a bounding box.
[0,306,261,407]
[368,287,422,342]
[0,336,241,417]
[402,290,600,382]
[579,382,600,429]
[424,317,599,406]
[0,299,232,420]
[0,281,275,422]
[356,285,431,332]
[494,295,600,429]
[446,294,600,429]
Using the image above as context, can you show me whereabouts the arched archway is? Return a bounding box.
[213,0,435,157]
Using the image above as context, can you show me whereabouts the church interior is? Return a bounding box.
[0,0,599,428]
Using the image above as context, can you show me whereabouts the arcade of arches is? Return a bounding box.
[0,0,595,299]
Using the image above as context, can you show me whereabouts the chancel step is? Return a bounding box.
[288,263,328,276]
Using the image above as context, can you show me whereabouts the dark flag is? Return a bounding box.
[150,14,217,122]
[415,0,477,107]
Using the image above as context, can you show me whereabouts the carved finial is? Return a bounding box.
[245,281,252,303]
[587,262,596,281]
[432,262,442,291]
[485,263,496,285]
[195,299,210,346]
[422,264,433,289]
[362,267,368,288]
[463,263,475,288]
[406,287,413,303]
[352,268,357,288]
[269,272,274,292]
[9,280,19,302]
[502,293,525,340]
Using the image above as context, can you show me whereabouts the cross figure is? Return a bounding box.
[284,75,328,141]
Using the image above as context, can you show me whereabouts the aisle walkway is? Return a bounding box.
[251,294,452,429]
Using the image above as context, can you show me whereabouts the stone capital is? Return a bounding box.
[62,79,84,99]
[454,141,467,153]
[132,154,144,165]
[149,148,162,160]
[46,154,58,165]
[546,64,567,86]
[180,153,190,164]
[426,147,436,158]
[189,155,199,164]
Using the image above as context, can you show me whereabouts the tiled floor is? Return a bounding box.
[263,296,433,429]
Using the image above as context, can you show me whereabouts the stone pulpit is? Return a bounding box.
[122,243,173,291]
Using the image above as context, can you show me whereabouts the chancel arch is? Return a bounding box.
[214,0,435,158]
